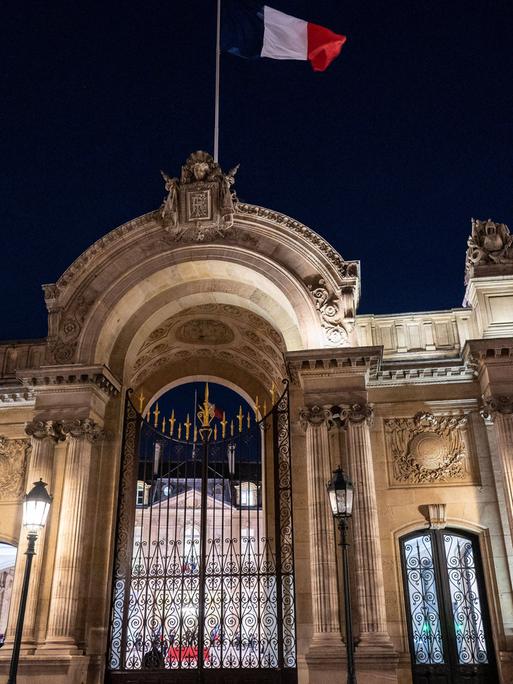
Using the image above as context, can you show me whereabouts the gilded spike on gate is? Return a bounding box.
[247,411,251,429]
[254,395,260,418]
[161,417,166,433]
[214,424,218,440]
[230,419,234,437]
[194,425,198,442]
[202,383,210,427]
[263,400,267,417]
[185,413,191,441]
[221,411,227,439]
[153,402,160,428]
[237,405,244,433]
[270,382,276,405]
[178,423,182,440]
[169,409,175,436]
[138,391,145,413]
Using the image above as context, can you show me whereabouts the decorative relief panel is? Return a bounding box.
[0,436,30,500]
[384,413,471,486]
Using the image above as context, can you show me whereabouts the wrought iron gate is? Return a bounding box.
[107,383,297,683]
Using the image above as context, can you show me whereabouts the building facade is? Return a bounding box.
[0,151,512,683]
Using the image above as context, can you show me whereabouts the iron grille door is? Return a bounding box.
[400,529,497,684]
[107,384,297,683]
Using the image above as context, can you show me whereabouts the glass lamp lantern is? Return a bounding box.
[23,479,52,534]
[326,466,354,519]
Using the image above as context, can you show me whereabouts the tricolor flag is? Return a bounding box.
[221,0,346,72]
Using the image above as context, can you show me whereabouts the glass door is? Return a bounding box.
[400,529,497,684]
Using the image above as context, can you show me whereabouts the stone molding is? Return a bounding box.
[25,420,66,442]
[384,413,468,485]
[61,418,105,443]
[17,364,121,398]
[0,436,30,499]
[287,347,382,387]
[0,385,35,405]
[463,338,513,366]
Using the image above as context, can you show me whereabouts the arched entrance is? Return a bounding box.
[107,381,295,683]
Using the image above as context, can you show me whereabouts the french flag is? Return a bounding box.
[221,1,347,72]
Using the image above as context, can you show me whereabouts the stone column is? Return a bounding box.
[299,406,342,655]
[5,420,64,652]
[42,418,104,654]
[344,404,396,659]
[482,396,513,539]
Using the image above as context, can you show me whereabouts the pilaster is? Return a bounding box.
[40,419,105,654]
[4,421,64,654]
[299,406,343,663]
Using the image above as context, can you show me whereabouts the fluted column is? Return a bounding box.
[482,396,513,539]
[42,418,104,653]
[5,420,64,652]
[344,404,395,653]
[299,406,342,653]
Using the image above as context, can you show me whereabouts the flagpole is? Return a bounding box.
[213,0,221,162]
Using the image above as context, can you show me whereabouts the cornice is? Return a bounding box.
[370,362,476,387]
[0,385,35,405]
[463,338,513,366]
[17,364,121,398]
[287,346,382,379]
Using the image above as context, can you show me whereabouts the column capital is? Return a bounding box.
[61,418,105,443]
[480,395,513,423]
[25,419,65,442]
[299,405,338,431]
[344,402,374,426]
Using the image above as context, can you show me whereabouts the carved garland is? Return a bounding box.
[0,436,30,500]
[385,413,467,484]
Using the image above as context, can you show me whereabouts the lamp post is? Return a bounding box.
[327,466,356,684]
[8,479,52,684]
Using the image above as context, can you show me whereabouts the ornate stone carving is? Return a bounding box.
[61,418,105,443]
[427,503,447,529]
[385,413,468,484]
[160,151,239,242]
[305,276,352,347]
[47,293,96,364]
[299,405,337,431]
[25,420,65,442]
[175,319,234,345]
[465,218,513,282]
[481,395,513,422]
[346,403,373,426]
[0,436,30,499]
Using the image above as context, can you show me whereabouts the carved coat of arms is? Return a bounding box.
[160,151,239,243]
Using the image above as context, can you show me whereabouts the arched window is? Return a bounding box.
[0,542,17,645]
[400,529,497,683]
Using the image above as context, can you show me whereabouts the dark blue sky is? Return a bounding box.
[1,1,512,340]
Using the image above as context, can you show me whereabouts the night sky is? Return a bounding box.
[2,1,512,341]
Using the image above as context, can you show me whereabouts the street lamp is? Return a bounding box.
[8,479,52,684]
[327,466,356,684]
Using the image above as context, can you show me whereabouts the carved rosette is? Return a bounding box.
[25,420,65,442]
[0,436,30,500]
[61,418,105,443]
[385,413,468,485]
[480,395,513,423]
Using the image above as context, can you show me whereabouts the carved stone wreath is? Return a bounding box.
[384,413,468,485]
[0,436,30,500]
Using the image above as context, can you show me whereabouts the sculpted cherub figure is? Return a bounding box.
[160,170,179,228]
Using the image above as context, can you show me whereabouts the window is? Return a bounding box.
[237,481,258,507]
[136,480,150,506]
